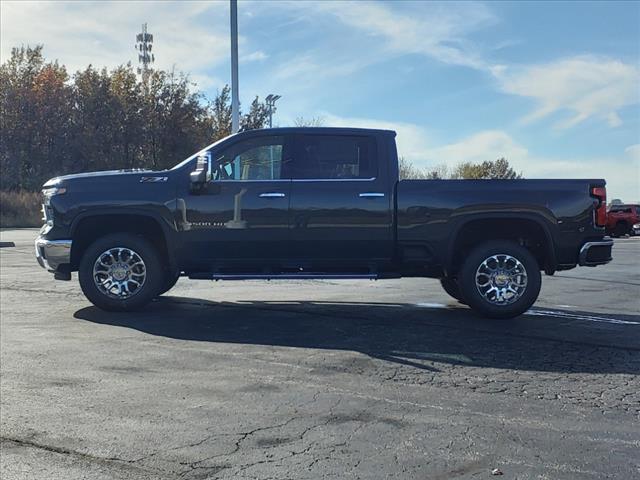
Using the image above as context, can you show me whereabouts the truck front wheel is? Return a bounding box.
[78,233,163,311]
[439,277,466,304]
[458,241,541,319]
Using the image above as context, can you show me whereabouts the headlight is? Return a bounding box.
[42,185,66,203]
[41,185,66,226]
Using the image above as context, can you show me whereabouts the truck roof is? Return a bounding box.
[171,127,397,171]
[237,127,397,137]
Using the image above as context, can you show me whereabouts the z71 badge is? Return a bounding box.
[140,176,169,183]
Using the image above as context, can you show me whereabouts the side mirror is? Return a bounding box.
[190,154,211,191]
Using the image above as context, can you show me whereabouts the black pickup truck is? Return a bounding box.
[35,127,613,318]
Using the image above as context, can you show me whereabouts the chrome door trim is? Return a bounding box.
[259,192,286,198]
[208,178,377,183]
[292,177,377,182]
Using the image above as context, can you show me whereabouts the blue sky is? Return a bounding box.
[1,1,639,199]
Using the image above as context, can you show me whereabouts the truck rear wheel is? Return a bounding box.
[78,233,163,311]
[458,241,541,319]
[158,270,180,296]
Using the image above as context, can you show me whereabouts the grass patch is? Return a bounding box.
[0,190,43,228]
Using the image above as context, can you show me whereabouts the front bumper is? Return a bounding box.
[35,237,72,272]
[578,238,613,266]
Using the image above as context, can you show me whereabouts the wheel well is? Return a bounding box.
[71,215,169,269]
[449,218,553,274]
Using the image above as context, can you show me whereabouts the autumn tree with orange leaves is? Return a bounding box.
[0,46,272,191]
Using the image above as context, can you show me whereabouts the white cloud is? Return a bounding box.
[321,113,639,200]
[422,130,528,166]
[493,56,640,129]
[241,51,268,63]
[625,144,640,162]
[260,0,496,83]
[261,2,639,133]
[0,1,229,84]
[320,113,432,162]
[313,1,496,70]
[419,130,639,201]
[190,74,223,91]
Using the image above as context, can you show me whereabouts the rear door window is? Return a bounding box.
[288,135,377,180]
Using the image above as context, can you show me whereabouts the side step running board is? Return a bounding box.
[189,273,379,281]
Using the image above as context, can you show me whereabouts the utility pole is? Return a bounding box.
[265,94,281,128]
[230,0,240,134]
[135,23,154,84]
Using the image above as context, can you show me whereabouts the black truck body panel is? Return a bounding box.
[396,178,605,272]
[37,127,611,280]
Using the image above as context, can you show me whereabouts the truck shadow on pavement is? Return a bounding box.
[74,296,640,375]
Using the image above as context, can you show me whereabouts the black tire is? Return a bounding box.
[613,222,629,237]
[158,270,180,296]
[458,241,541,319]
[78,233,163,311]
[439,277,466,304]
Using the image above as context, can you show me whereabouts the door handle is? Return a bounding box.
[359,192,385,198]
[259,192,286,198]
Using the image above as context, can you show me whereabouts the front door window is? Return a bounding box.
[212,136,285,181]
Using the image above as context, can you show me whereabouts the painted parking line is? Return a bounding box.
[526,309,640,325]
[413,302,640,325]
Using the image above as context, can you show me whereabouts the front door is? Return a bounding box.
[178,134,292,271]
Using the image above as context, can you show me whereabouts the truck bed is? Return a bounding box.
[396,178,606,270]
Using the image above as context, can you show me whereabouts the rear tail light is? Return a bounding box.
[591,186,607,227]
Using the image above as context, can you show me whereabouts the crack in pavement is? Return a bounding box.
[227,396,346,479]
[0,436,165,476]
[177,416,302,478]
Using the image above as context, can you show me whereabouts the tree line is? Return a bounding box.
[399,157,522,180]
[0,45,521,192]
[0,46,271,191]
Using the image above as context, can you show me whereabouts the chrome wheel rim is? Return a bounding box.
[475,254,527,305]
[93,247,146,299]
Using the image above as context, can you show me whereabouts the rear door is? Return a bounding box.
[286,133,393,270]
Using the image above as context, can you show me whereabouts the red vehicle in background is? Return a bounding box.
[606,204,640,236]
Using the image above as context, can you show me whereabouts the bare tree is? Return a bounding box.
[399,157,426,179]
[399,157,449,180]
[451,158,522,179]
[400,156,521,180]
[294,116,324,127]
[425,164,450,179]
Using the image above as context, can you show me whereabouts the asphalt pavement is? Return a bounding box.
[1,228,639,479]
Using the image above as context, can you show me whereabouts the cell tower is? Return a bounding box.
[135,23,154,79]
